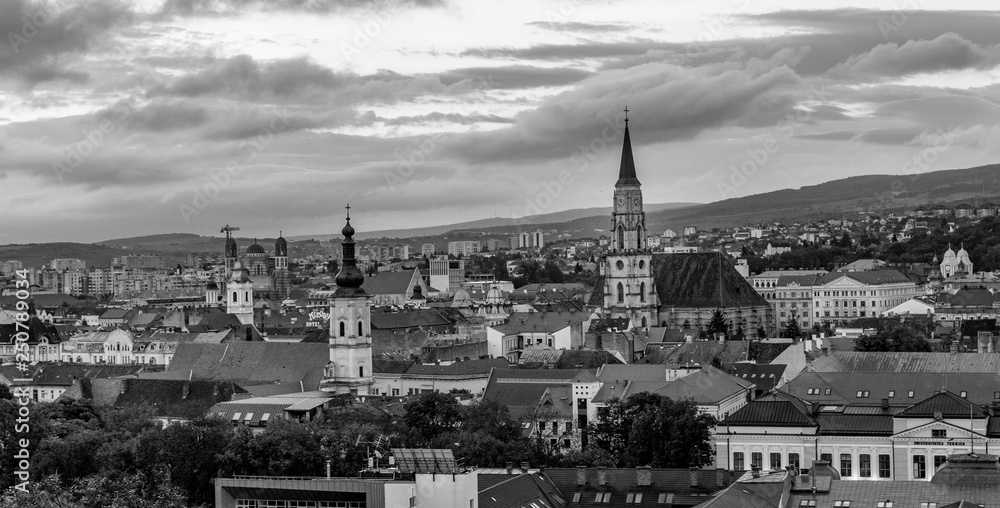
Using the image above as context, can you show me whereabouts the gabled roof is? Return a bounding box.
[816,269,912,286]
[518,349,623,370]
[654,366,754,405]
[784,371,1000,407]
[727,363,786,392]
[65,378,247,418]
[0,316,62,345]
[545,467,741,506]
[650,253,769,308]
[721,392,816,427]
[4,363,149,386]
[896,391,988,418]
[164,342,328,388]
[404,358,510,376]
[361,270,419,295]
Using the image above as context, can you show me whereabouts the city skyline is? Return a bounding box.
[3,0,1000,244]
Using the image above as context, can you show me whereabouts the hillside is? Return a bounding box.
[0,243,129,270]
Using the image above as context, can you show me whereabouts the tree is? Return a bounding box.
[755,326,768,340]
[854,321,933,352]
[706,309,728,338]
[781,318,802,339]
[403,392,462,446]
[589,393,716,468]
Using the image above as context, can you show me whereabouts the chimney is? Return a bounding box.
[690,467,699,487]
[881,398,889,410]
[181,381,190,399]
[520,462,529,473]
[597,466,607,486]
[751,466,760,478]
[506,462,514,475]
[716,468,726,488]
[636,466,652,486]
[326,460,331,478]
[576,466,587,486]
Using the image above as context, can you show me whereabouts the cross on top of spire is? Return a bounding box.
[623,105,630,125]
[346,203,351,220]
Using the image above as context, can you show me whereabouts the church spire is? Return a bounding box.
[616,107,640,186]
[334,204,366,296]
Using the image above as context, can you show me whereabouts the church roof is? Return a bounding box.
[650,252,769,308]
[360,270,418,295]
[615,124,641,186]
[246,242,266,254]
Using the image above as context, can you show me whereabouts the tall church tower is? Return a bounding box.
[226,261,255,326]
[321,206,373,397]
[273,233,290,299]
[601,110,658,328]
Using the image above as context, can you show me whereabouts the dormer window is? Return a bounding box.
[834,502,851,508]
[877,502,893,508]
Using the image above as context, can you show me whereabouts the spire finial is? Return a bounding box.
[346,203,351,221]
[623,105,629,125]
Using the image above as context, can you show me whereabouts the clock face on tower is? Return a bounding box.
[634,197,640,207]
[617,197,624,207]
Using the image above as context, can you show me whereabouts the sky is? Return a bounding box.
[2,0,1000,244]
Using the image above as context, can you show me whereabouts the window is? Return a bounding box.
[960,391,967,398]
[920,503,938,508]
[640,282,646,302]
[770,453,781,470]
[789,453,800,469]
[799,501,816,507]
[359,366,364,378]
[339,321,345,337]
[617,282,624,303]
[825,388,832,395]
[859,454,871,477]
[658,493,674,504]
[572,493,581,503]
[913,455,926,479]
[878,455,891,478]
[566,422,572,432]
[821,453,833,464]
[931,429,946,438]
[908,390,914,398]
[392,388,400,396]
[834,502,851,508]
[751,452,763,470]
[261,413,270,422]
[934,455,947,471]
[733,452,745,470]
[888,390,895,398]
[358,321,364,336]
[840,454,852,477]
[594,492,611,503]
[877,502,894,508]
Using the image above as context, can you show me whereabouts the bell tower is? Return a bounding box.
[320,205,373,397]
[601,108,658,328]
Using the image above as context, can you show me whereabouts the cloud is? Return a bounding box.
[443,60,801,163]
[830,33,996,79]
[157,0,446,16]
[0,0,133,86]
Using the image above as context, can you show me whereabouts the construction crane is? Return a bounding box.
[220,224,240,239]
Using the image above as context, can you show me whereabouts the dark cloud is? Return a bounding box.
[444,60,801,163]
[437,65,593,89]
[372,112,515,126]
[150,55,340,100]
[0,0,133,87]
[830,33,995,79]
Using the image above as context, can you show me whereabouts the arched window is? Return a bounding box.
[637,225,644,249]
[617,225,625,250]
[358,320,364,336]
[639,282,646,302]
[641,317,648,328]
[232,291,238,303]
[244,291,250,302]
[339,321,346,337]
[617,282,624,303]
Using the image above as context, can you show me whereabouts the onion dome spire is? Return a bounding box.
[334,204,366,296]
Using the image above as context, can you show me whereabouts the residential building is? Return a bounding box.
[811,270,920,326]
[371,358,509,397]
[486,311,594,362]
[51,258,86,271]
[421,243,435,257]
[448,240,481,257]
[430,258,465,293]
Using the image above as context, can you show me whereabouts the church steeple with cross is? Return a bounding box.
[612,106,646,251]
[322,203,373,397]
[601,108,657,328]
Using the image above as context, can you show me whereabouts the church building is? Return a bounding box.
[592,112,772,336]
[221,233,290,300]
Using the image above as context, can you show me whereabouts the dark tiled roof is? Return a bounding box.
[100,378,245,417]
[370,309,453,330]
[815,413,893,435]
[721,393,816,427]
[165,342,328,388]
[727,363,786,392]
[404,358,510,376]
[812,352,1000,373]
[650,253,768,309]
[0,317,62,345]
[788,478,1000,508]
[482,368,584,413]
[816,269,913,285]
[3,363,148,387]
[374,359,414,374]
[479,473,567,508]
[544,467,741,507]
[896,391,988,418]
[784,372,1000,407]
[490,311,591,335]
[656,342,750,366]
[0,294,83,309]
[695,481,785,508]
[937,288,1000,307]
[616,125,640,186]
[588,276,606,306]
[361,270,419,295]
